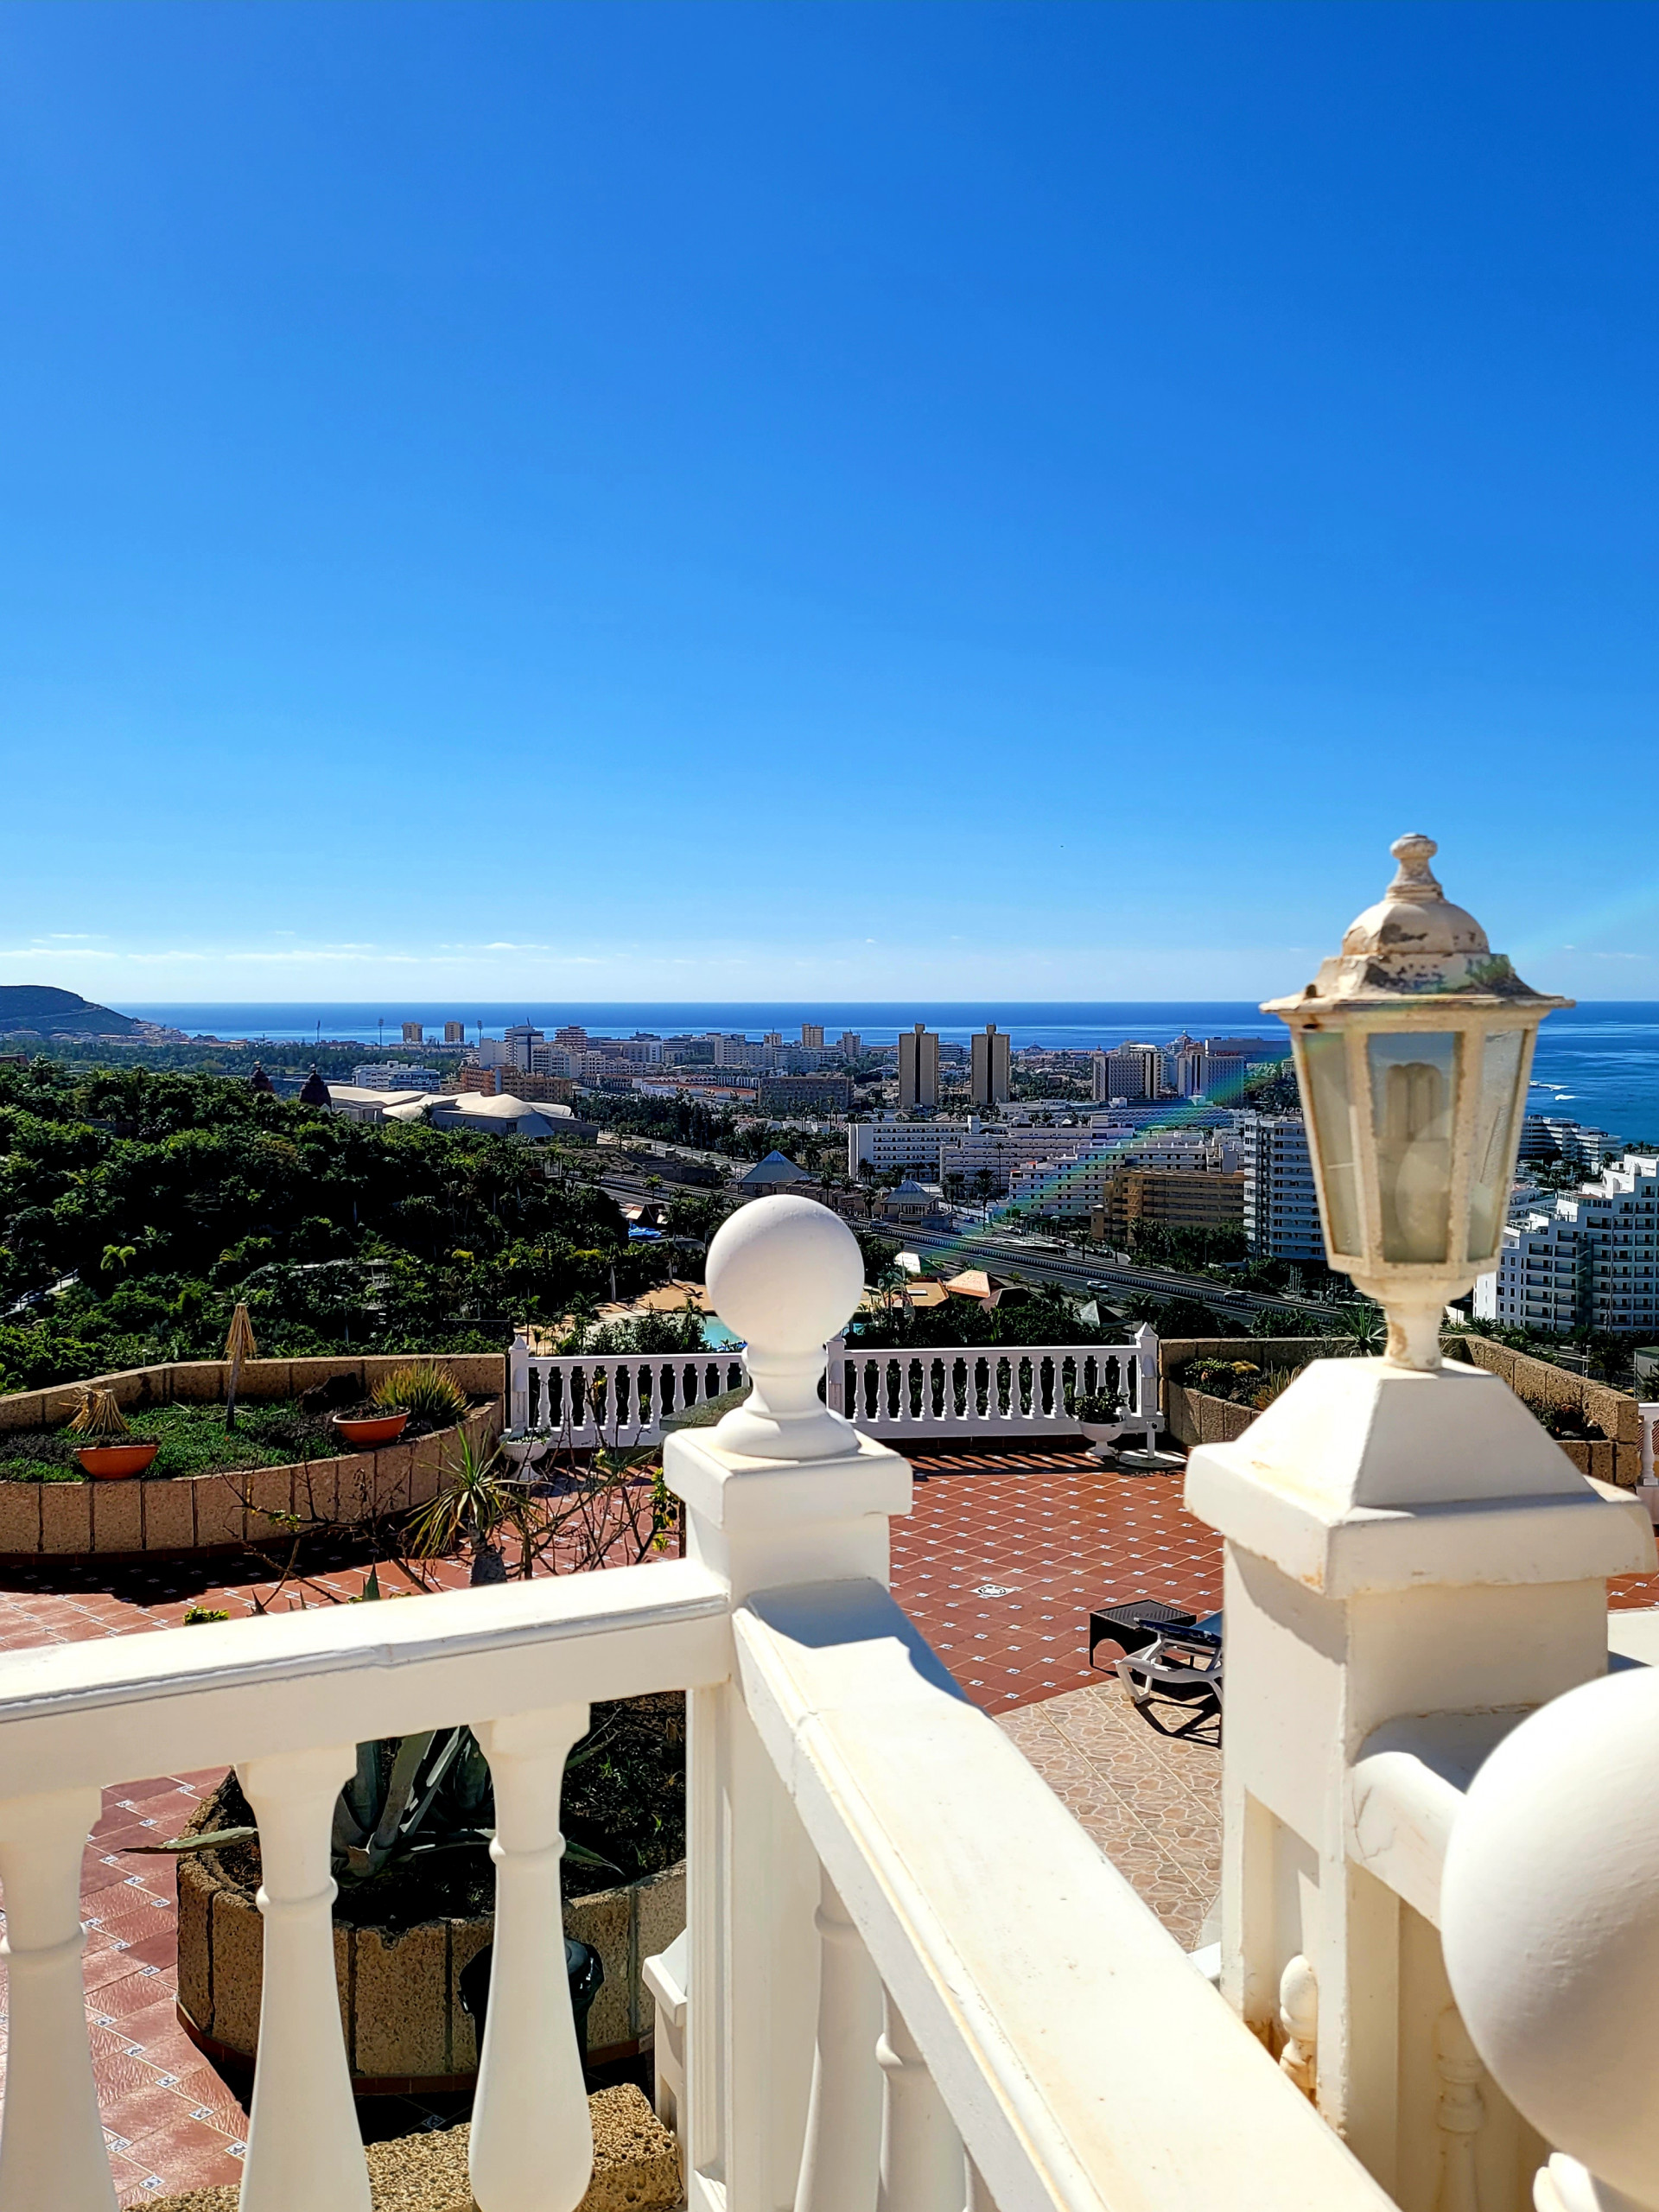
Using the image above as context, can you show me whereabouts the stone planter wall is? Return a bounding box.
[176,1827,685,2089]
[1161,1334,1643,1482]
[0,1355,505,1559]
[1163,1383,1257,1449]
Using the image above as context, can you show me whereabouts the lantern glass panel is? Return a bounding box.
[1467,1028,1524,1263]
[1301,1031,1363,1256]
[1368,1031,1460,1264]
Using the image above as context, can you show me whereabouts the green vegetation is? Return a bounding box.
[372,1360,468,1424]
[0,1390,480,1483]
[0,1058,671,1393]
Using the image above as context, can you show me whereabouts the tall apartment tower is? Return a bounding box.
[443,1021,465,1046]
[897,1022,939,1110]
[800,1022,824,1048]
[838,1031,862,1062]
[970,1021,1011,1108]
[1093,1044,1161,1103]
[402,1021,424,1045]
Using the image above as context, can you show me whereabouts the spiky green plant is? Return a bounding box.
[372,1361,468,1425]
[409,1426,518,1585]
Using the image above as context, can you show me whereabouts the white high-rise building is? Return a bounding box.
[1475,1154,1659,1334]
[1092,1045,1162,1104]
[503,1022,544,1072]
[1236,1111,1324,1262]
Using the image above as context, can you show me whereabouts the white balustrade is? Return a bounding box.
[5,1192,1658,2212]
[509,1338,748,1446]
[825,1325,1160,1446]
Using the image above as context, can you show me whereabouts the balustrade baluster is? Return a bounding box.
[470,1706,594,2212]
[236,1745,370,2212]
[875,1993,966,2212]
[965,2156,999,2210]
[1277,1954,1318,2100]
[1433,2006,1484,2212]
[0,1786,114,2212]
[792,1868,882,2212]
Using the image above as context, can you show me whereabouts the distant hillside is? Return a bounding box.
[0,986,147,1039]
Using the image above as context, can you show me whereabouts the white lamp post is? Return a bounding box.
[1264,832,1568,1370]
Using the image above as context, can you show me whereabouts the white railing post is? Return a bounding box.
[0,1786,114,2212]
[469,1705,594,2212]
[1134,1323,1160,1434]
[508,1330,531,1428]
[666,1196,912,2212]
[237,1745,371,2212]
[1185,1349,1654,2198]
[875,1993,966,2212]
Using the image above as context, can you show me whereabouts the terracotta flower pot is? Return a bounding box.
[331,1411,409,1450]
[74,1441,161,1480]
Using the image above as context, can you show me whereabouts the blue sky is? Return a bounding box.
[2,0,1656,1004]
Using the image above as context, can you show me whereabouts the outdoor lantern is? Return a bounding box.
[1263,833,1569,1370]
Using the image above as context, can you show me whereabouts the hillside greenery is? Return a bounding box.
[0,1059,674,1393]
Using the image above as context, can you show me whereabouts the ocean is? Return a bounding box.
[123,1000,1659,1145]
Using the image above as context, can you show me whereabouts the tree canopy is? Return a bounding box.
[0,1060,672,1391]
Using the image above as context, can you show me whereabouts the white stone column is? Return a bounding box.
[667,1196,912,2212]
[1186,1355,1654,2197]
[469,1705,594,2212]
[237,1745,371,2212]
[0,1786,114,2212]
[507,1330,530,1429]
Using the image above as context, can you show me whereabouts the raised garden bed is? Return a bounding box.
[174,1695,687,2088]
[0,1354,504,1558]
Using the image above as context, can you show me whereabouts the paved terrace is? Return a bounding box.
[0,1452,1653,2202]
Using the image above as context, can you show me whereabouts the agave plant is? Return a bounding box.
[372,1360,468,1425]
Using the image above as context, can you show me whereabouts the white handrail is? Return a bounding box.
[734,1580,1392,2212]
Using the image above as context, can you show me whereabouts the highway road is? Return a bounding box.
[880,1223,1350,1328]
[595,1166,1352,1329]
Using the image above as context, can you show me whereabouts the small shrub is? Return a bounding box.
[1069,1390,1123,1424]
[372,1362,467,1425]
[181,1605,231,1625]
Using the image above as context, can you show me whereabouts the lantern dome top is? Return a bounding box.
[1342,834,1487,960]
[1263,832,1572,1020]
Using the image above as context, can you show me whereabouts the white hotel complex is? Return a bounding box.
[1477,1154,1659,1335]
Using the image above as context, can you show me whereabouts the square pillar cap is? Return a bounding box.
[1185,1359,1655,1597]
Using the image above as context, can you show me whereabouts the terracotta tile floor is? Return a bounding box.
[0,1453,1651,2201]
[892,1447,1222,1713]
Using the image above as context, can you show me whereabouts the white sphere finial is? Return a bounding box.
[1441,1668,1659,2207]
[703,1195,865,1459]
